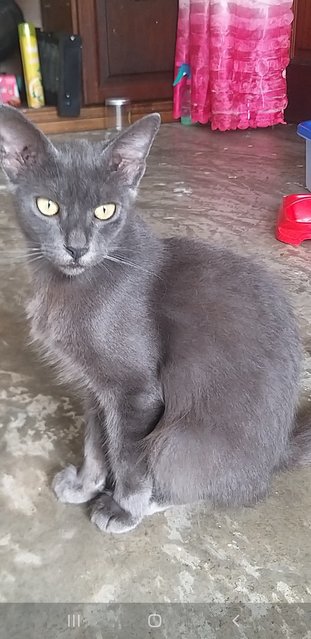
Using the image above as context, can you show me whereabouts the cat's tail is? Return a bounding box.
[288,405,311,467]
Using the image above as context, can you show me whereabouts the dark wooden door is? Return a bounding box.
[286,0,311,123]
[76,0,178,104]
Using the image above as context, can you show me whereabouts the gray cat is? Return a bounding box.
[0,105,310,534]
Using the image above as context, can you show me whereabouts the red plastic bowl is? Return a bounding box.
[276,194,311,245]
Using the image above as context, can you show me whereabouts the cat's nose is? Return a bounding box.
[65,245,88,261]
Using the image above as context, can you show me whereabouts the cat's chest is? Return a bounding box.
[25,279,142,390]
[26,287,91,360]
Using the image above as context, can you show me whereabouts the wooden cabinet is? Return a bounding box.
[40,0,75,33]
[286,0,311,123]
[41,0,178,105]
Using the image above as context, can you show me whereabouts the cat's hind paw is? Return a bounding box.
[90,493,140,534]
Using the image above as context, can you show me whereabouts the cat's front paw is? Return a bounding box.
[52,464,102,504]
[90,493,140,534]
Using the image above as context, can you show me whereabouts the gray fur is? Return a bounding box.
[0,105,310,534]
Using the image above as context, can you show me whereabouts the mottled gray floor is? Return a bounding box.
[0,123,310,637]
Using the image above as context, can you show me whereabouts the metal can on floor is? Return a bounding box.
[105,97,131,131]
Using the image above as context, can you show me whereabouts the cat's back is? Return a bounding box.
[159,236,301,366]
[161,236,295,318]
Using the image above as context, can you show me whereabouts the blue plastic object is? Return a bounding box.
[173,64,192,125]
[297,121,311,191]
[297,120,311,140]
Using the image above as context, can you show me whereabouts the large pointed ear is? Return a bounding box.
[107,113,161,189]
[0,105,56,182]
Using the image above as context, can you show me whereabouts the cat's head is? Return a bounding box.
[0,105,160,276]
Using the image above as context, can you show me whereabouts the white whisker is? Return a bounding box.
[99,261,113,277]
[0,250,45,265]
[0,250,41,255]
[110,246,141,254]
[105,254,162,280]
[27,256,44,264]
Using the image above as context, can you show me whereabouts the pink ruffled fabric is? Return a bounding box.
[173,0,293,131]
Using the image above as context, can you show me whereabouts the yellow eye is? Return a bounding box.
[94,203,116,221]
[36,197,59,217]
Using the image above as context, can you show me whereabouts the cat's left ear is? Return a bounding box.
[0,105,56,182]
[107,113,161,189]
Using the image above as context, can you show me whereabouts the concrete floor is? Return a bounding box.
[0,123,310,637]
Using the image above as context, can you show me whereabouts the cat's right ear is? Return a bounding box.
[0,105,56,182]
